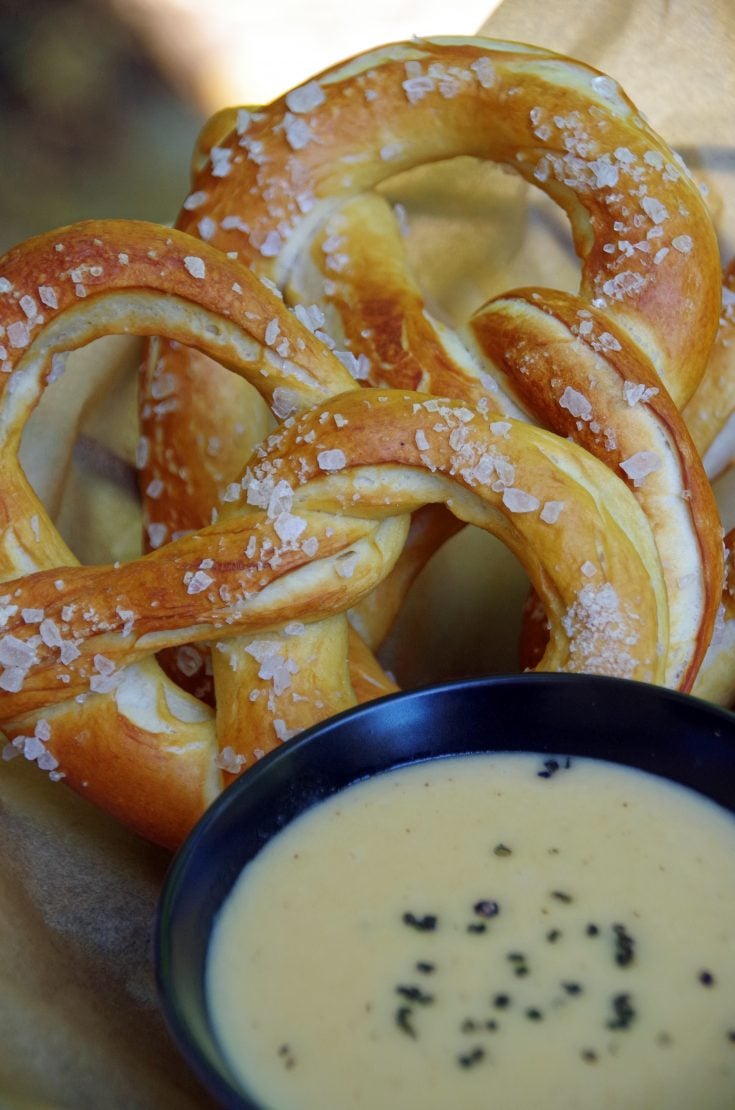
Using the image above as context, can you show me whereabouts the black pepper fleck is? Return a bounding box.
[551,890,573,904]
[494,843,512,857]
[474,900,500,918]
[395,985,434,1005]
[402,912,438,932]
[586,923,600,937]
[607,992,636,1031]
[612,923,636,967]
[547,929,562,943]
[395,1006,417,1038]
[415,961,435,974]
[457,1046,485,1069]
[526,1008,543,1021]
[467,922,487,934]
[562,982,583,996]
[699,970,716,987]
[581,1049,598,1063]
[493,993,511,1009]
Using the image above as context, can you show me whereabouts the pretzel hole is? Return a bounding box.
[378,525,531,688]
[20,334,143,565]
[376,158,578,324]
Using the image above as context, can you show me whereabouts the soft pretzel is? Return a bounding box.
[0,217,679,846]
[145,37,722,691]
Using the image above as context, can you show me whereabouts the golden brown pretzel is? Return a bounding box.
[143,37,722,692]
[0,217,678,847]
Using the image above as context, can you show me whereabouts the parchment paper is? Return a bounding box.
[2,1,734,1105]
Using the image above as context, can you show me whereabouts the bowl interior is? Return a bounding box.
[155,673,735,1108]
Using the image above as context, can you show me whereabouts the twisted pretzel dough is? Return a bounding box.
[142,36,722,693]
[0,218,674,847]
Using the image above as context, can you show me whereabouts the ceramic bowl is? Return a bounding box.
[155,673,735,1108]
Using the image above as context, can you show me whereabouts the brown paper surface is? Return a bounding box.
[2,2,734,1105]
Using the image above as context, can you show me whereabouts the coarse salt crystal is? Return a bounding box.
[197,216,217,241]
[470,56,496,88]
[642,196,669,224]
[285,80,325,113]
[317,448,347,472]
[259,230,282,258]
[672,234,693,254]
[7,321,29,349]
[559,386,593,421]
[620,450,661,487]
[38,285,58,309]
[502,488,541,513]
[216,746,246,773]
[210,146,233,177]
[187,570,214,595]
[623,381,659,406]
[284,114,312,150]
[402,75,435,103]
[147,523,168,549]
[184,256,206,280]
[541,500,565,524]
[302,536,319,558]
[0,667,25,692]
[183,190,208,210]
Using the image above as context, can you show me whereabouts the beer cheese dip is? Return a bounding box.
[206,753,735,1109]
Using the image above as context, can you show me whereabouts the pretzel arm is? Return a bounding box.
[181,38,719,405]
[470,289,723,690]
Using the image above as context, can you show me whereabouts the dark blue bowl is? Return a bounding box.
[154,673,735,1109]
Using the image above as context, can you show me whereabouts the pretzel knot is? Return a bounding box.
[0,37,725,848]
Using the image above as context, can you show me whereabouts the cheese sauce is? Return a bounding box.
[206,754,735,1109]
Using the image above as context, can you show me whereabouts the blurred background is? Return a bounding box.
[0,0,498,252]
